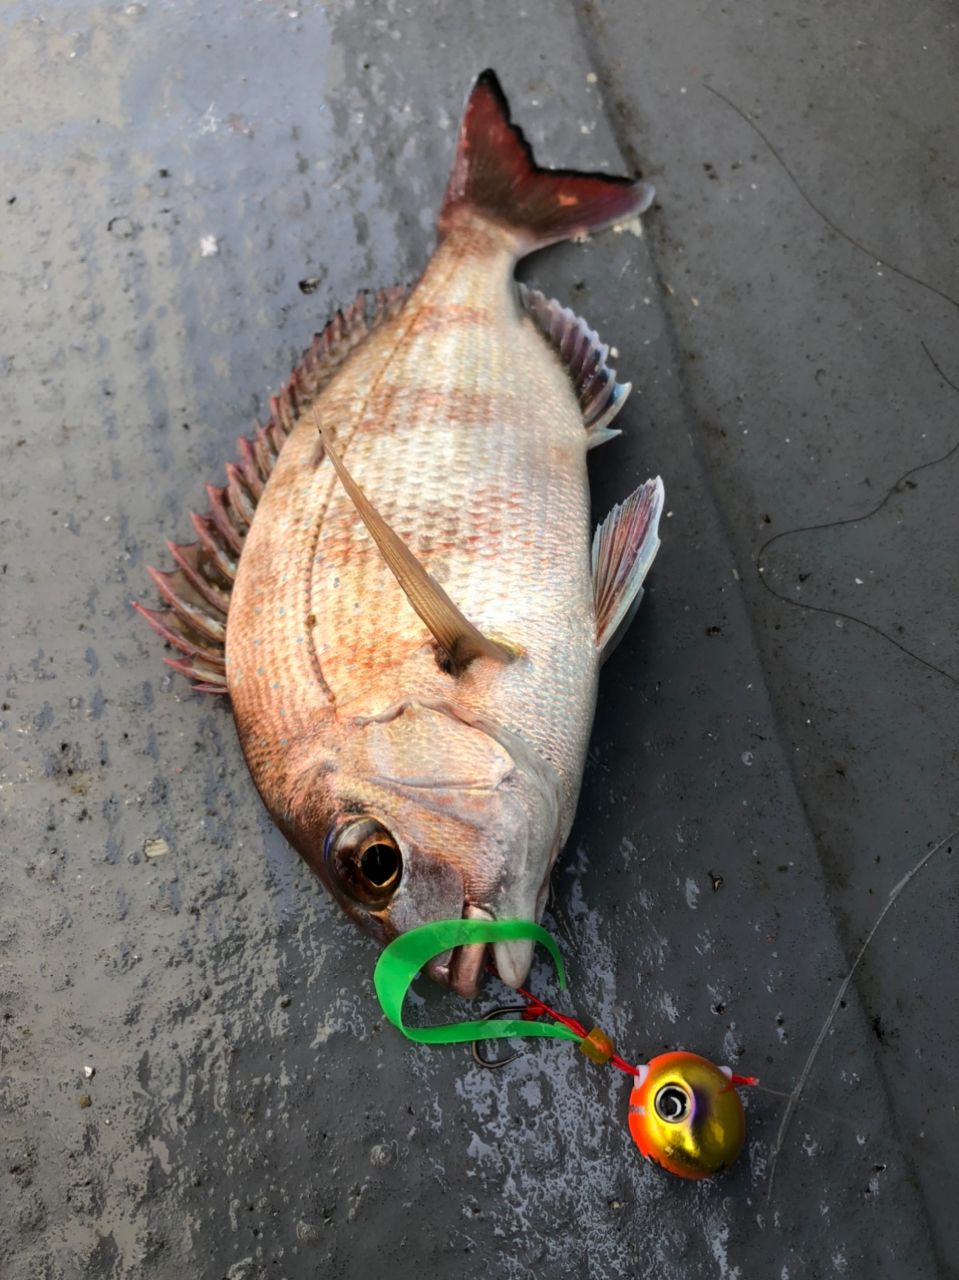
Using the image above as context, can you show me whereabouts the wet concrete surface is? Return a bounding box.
[1,2,956,1277]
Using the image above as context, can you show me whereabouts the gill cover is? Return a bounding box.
[627,1051,746,1179]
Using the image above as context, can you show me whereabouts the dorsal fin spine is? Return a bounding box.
[137,285,408,693]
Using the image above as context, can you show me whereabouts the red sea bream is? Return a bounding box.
[136,70,664,996]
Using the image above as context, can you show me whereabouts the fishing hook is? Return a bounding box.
[470,1004,531,1069]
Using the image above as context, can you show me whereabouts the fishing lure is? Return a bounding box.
[374,918,757,1180]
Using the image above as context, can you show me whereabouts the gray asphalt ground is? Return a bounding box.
[2,2,957,1277]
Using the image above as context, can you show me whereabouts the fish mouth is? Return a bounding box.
[443,904,538,998]
[421,916,488,995]
[449,933,489,998]
[424,943,488,996]
[424,925,536,997]
[443,843,559,996]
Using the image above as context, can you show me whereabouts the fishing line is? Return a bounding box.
[705,84,959,684]
[766,823,959,1201]
[752,1083,959,1182]
[754,342,959,688]
[703,82,959,315]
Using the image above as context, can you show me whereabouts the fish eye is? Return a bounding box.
[654,1083,691,1124]
[326,818,402,906]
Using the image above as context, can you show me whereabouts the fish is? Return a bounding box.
[135,69,664,997]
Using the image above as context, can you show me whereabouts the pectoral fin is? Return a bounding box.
[592,477,664,661]
[315,412,516,673]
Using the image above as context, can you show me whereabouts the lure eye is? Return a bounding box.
[327,819,402,906]
[654,1083,691,1123]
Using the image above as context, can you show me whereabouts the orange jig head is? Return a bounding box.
[627,1051,756,1180]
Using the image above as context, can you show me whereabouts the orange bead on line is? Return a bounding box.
[578,1026,615,1064]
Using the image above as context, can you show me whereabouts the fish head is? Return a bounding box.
[290,700,562,996]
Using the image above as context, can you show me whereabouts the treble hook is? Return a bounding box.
[470,1004,531,1069]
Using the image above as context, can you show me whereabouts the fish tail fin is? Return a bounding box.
[438,70,655,252]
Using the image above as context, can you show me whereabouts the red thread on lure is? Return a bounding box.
[508,980,641,1075]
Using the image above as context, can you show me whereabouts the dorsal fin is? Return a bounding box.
[519,284,632,447]
[134,285,408,693]
[314,412,517,676]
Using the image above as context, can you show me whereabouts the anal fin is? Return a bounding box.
[519,284,632,445]
[592,477,665,661]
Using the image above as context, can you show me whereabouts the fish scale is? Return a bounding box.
[137,70,663,995]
